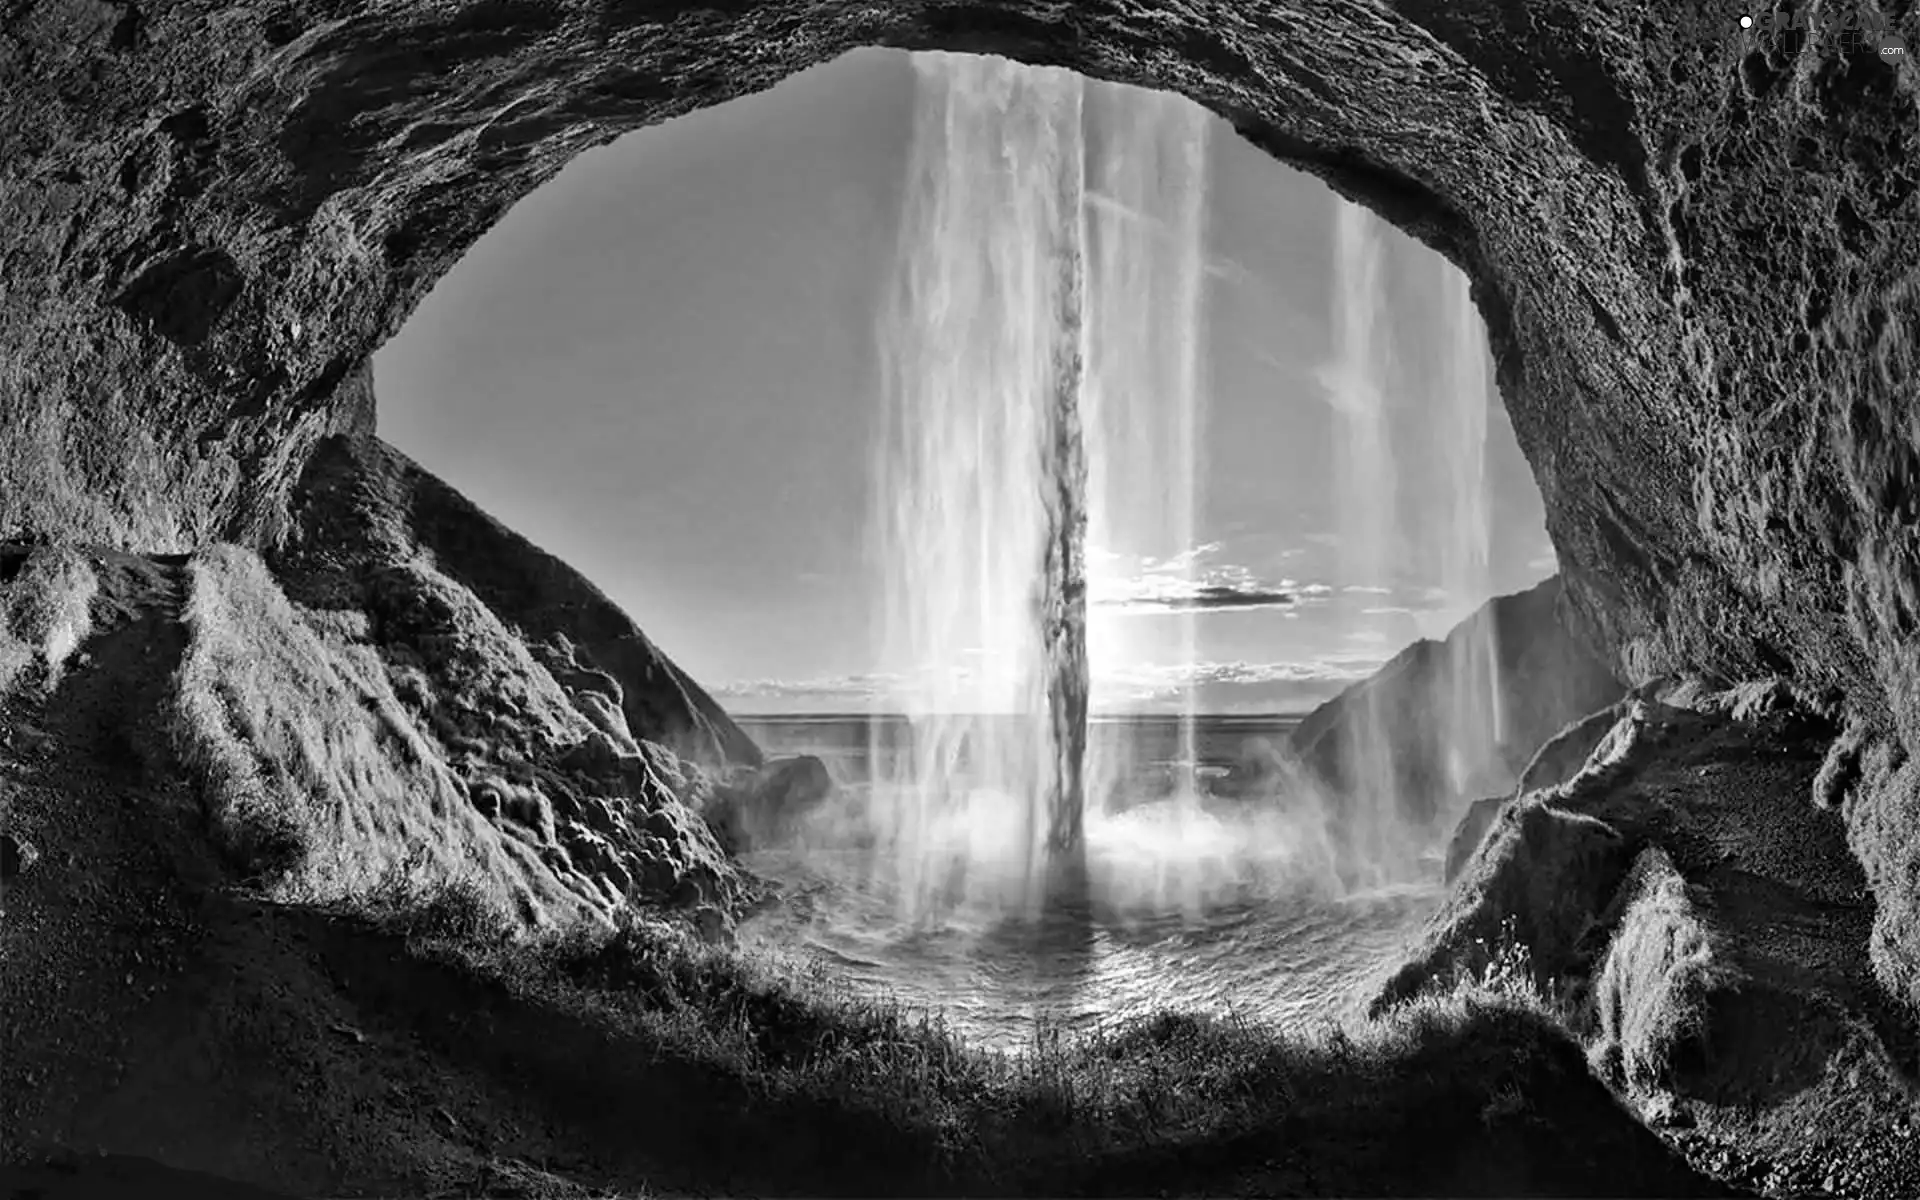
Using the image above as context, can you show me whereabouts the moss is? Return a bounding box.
[0,544,99,698]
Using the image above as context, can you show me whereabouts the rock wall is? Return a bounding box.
[0,3,1905,702]
[1,6,1917,866]
[276,432,760,769]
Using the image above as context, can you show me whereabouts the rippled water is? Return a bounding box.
[736,715,1443,1052]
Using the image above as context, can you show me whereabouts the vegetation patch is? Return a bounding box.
[360,890,1710,1198]
[167,544,592,929]
[0,544,98,698]
[1588,847,1733,1092]
[1372,793,1632,1016]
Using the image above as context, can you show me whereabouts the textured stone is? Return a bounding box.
[0,832,41,881]
[280,434,757,769]
[1289,576,1625,828]
[0,0,1913,735]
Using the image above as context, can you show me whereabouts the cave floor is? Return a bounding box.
[0,549,1741,1199]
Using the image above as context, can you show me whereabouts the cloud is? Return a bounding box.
[1099,583,1296,614]
[1092,541,1303,614]
[1087,654,1381,703]
[1341,584,1393,596]
[716,652,1388,714]
[709,672,899,700]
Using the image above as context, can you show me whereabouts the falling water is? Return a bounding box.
[1081,87,1211,818]
[740,60,1455,1039]
[870,54,1091,924]
[1435,266,1506,799]
[1321,199,1408,885]
[1319,203,1507,876]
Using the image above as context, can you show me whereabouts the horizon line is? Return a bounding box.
[729,710,1312,721]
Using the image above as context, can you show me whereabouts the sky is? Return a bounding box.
[373,48,1556,716]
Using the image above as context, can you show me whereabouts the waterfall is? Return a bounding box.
[1321,198,1406,886]
[868,54,1215,925]
[1436,266,1505,801]
[1081,86,1211,818]
[870,53,1091,924]
[1320,203,1506,881]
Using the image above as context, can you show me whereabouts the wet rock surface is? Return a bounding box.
[1290,576,1624,828]
[1443,796,1506,885]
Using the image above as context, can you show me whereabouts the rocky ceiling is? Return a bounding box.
[0,0,1915,737]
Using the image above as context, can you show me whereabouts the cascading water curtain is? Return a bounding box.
[1081,85,1211,817]
[869,53,1090,925]
[1437,265,1505,801]
[1323,198,1407,888]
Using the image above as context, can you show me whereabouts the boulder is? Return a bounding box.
[1518,703,1630,795]
[702,755,836,854]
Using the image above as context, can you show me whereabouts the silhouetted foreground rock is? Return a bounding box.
[1289,576,1623,829]
[1,1154,300,1200]
[1376,689,1920,1198]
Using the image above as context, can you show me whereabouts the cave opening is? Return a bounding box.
[10,4,1920,1192]
[371,48,1558,1048]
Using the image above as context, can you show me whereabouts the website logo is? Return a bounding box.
[1740,10,1908,59]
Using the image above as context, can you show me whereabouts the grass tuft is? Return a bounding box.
[1373,794,1633,1016]
[1587,847,1731,1092]
[0,544,98,698]
[1840,734,1920,1011]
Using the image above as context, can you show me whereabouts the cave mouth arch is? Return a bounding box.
[13,0,1920,1164]
[5,2,1623,562]
[370,44,1559,729]
[6,0,1911,744]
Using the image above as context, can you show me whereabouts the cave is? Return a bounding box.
[2,2,1918,1198]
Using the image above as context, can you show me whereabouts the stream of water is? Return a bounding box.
[738,52,1503,1051]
